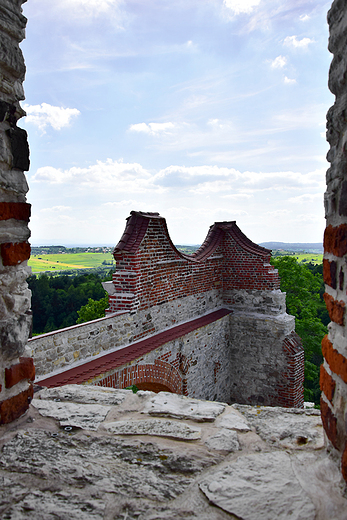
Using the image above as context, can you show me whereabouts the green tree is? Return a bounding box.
[77,295,109,324]
[271,256,327,404]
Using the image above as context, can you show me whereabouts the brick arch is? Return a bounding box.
[119,360,183,394]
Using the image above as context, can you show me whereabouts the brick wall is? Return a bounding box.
[106,211,280,314]
[0,0,34,424]
[322,0,347,482]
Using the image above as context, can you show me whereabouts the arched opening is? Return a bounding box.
[135,382,173,393]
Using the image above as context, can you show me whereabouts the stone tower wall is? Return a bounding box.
[0,0,34,424]
[322,0,347,482]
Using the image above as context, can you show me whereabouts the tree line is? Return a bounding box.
[28,272,110,335]
[271,257,327,405]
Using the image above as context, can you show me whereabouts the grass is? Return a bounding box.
[29,252,115,273]
[293,253,323,264]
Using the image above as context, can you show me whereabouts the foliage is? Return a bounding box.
[77,295,109,324]
[271,257,327,404]
[28,272,109,334]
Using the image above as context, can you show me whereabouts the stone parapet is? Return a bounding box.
[0,0,33,424]
[322,0,347,482]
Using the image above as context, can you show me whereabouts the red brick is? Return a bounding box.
[322,335,347,384]
[323,258,337,289]
[320,365,336,402]
[1,242,31,266]
[0,202,31,222]
[5,357,35,388]
[0,385,33,425]
[320,397,338,448]
[324,224,347,257]
[323,293,345,325]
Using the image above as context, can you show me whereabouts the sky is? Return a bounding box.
[20,0,334,246]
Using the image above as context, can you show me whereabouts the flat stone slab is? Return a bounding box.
[36,384,128,406]
[199,452,316,520]
[234,405,324,449]
[204,429,239,452]
[104,419,201,440]
[32,399,111,431]
[142,392,226,422]
[217,410,251,431]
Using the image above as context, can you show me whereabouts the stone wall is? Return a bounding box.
[30,290,220,377]
[322,0,347,482]
[0,0,34,424]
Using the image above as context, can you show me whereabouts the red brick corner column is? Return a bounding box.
[322,0,347,482]
[277,332,304,408]
[0,1,34,424]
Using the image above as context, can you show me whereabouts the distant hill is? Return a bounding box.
[259,242,323,253]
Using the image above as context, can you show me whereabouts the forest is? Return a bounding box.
[28,256,327,405]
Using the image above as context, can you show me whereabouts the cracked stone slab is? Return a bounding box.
[199,452,316,520]
[36,384,129,406]
[142,392,226,422]
[204,429,239,452]
[216,410,251,431]
[104,418,201,440]
[32,399,111,431]
[233,405,324,449]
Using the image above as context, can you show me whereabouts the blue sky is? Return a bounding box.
[20,0,333,246]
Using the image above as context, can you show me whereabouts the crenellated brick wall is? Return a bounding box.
[106,211,280,314]
[0,0,34,424]
[322,0,347,482]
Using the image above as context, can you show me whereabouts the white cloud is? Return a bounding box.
[40,206,72,213]
[23,103,80,132]
[270,55,287,69]
[284,76,297,85]
[299,14,310,22]
[283,35,314,49]
[288,193,322,203]
[223,0,261,15]
[129,122,176,135]
[58,0,125,21]
[32,159,163,194]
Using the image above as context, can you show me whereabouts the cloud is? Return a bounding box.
[40,206,72,213]
[284,76,297,85]
[283,35,314,49]
[129,122,176,136]
[270,55,287,69]
[31,159,163,194]
[223,0,261,15]
[58,0,125,23]
[23,103,80,132]
[288,193,322,203]
[299,14,310,22]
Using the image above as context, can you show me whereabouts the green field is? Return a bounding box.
[290,253,323,264]
[29,252,114,273]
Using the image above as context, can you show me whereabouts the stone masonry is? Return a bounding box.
[0,0,34,425]
[31,211,304,408]
[322,0,347,483]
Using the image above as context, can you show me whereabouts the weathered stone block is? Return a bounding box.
[6,126,29,171]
